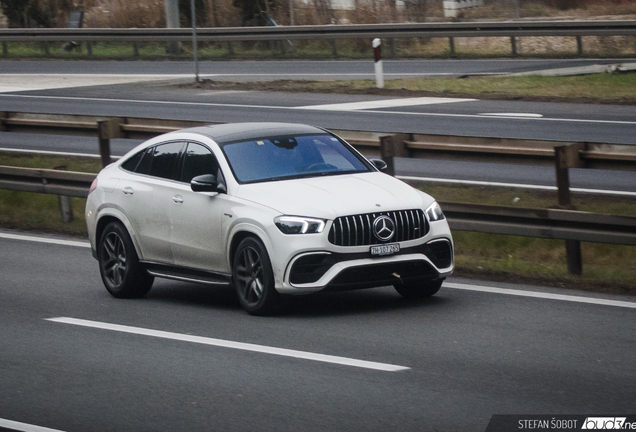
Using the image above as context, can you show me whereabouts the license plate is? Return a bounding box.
[370,243,400,256]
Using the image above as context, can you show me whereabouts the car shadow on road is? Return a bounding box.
[282,287,449,318]
[145,280,241,312]
[144,280,450,317]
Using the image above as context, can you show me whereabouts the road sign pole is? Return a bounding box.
[191,0,199,82]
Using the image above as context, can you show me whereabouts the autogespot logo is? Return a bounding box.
[582,418,632,430]
[373,215,395,242]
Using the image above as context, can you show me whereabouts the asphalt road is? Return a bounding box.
[1,231,635,432]
[0,59,629,79]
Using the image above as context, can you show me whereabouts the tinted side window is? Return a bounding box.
[181,143,220,183]
[120,150,144,172]
[148,142,184,180]
[135,148,153,175]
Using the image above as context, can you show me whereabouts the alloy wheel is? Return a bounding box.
[101,232,127,287]
[235,246,264,307]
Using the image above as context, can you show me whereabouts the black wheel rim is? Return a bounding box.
[235,246,264,307]
[101,232,127,287]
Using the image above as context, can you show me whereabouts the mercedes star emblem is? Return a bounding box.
[373,215,395,241]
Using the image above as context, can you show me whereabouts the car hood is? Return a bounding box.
[235,172,434,219]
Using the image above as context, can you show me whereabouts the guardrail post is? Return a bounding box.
[2,42,7,58]
[380,134,411,176]
[449,37,455,55]
[54,166,74,223]
[555,143,583,208]
[331,40,338,58]
[133,41,139,57]
[87,41,93,56]
[555,143,584,275]
[576,36,583,55]
[97,118,123,168]
[511,37,517,55]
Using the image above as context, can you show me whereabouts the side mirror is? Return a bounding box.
[191,174,225,193]
[369,158,388,172]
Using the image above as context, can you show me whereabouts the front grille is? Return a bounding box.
[328,209,428,246]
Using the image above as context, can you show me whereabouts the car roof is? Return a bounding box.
[180,123,327,145]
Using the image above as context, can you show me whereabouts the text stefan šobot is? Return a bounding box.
[518,419,579,430]
[516,417,636,430]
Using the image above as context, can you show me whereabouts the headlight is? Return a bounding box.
[425,202,445,222]
[274,216,326,234]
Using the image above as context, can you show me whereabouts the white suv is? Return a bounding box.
[86,123,454,315]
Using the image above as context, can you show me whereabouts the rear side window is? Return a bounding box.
[120,150,144,172]
[124,142,185,180]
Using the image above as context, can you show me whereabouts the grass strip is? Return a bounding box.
[192,72,636,104]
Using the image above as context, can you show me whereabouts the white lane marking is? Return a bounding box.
[0,93,277,110]
[297,97,476,110]
[479,112,544,118]
[2,94,634,126]
[397,175,636,197]
[362,108,636,126]
[0,74,192,93]
[445,282,636,309]
[46,317,409,372]
[1,74,192,78]
[0,418,65,432]
[0,147,123,159]
[0,232,90,248]
[0,147,102,158]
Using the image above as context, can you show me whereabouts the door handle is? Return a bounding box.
[172,195,184,204]
[122,187,134,195]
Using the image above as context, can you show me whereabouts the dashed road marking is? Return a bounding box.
[0,418,65,432]
[0,232,90,248]
[297,97,477,111]
[46,317,410,372]
[445,282,636,309]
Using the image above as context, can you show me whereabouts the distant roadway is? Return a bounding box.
[0,59,635,193]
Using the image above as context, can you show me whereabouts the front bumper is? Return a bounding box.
[276,237,454,294]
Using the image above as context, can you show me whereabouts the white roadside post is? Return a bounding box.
[373,38,384,89]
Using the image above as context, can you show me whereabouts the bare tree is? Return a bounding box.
[403,0,426,22]
[312,0,333,24]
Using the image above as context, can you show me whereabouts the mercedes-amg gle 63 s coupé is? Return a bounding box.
[86,123,454,315]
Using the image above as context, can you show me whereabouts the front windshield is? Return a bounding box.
[221,134,372,183]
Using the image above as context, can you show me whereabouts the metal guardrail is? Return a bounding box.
[1,20,635,57]
[0,165,94,198]
[442,202,636,246]
[1,21,636,42]
[2,164,635,247]
[2,111,635,274]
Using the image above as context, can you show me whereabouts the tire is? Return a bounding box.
[394,279,443,299]
[232,237,281,316]
[98,221,154,299]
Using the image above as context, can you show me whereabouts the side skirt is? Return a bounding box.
[141,261,232,286]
